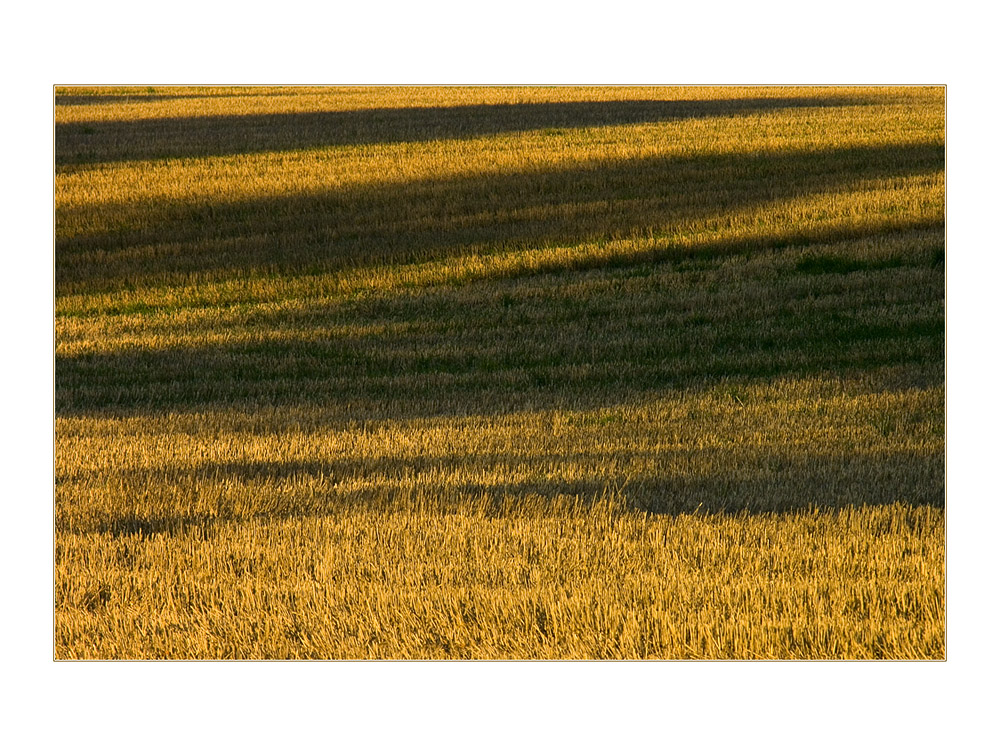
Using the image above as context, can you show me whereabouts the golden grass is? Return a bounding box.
[55,503,943,660]
[54,86,945,659]
[55,378,943,531]
[54,85,934,125]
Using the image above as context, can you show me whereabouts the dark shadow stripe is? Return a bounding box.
[61,446,944,537]
[56,141,945,294]
[56,95,874,165]
[55,235,944,418]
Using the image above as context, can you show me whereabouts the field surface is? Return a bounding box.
[54,86,945,659]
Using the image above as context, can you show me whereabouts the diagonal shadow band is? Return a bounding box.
[56,95,876,165]
[66,447,944,538]
[56,221,944,420]
[56,141,944,293]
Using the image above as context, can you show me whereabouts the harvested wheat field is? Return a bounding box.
[54,85,945,659]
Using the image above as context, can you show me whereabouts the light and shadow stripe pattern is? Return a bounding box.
[55,86,945,659]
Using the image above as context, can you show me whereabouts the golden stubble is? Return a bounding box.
[54,86,945,659]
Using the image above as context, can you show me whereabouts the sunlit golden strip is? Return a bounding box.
[54,504,944,659]
[54,84,933,123]
[56,106,943,213]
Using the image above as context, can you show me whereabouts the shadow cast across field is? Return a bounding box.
[56,252,945,417]
[56,140,945,293]
[56,94,873,165]
[78,447,944,539]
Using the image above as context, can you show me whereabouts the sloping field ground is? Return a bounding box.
[54,86,945,659]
